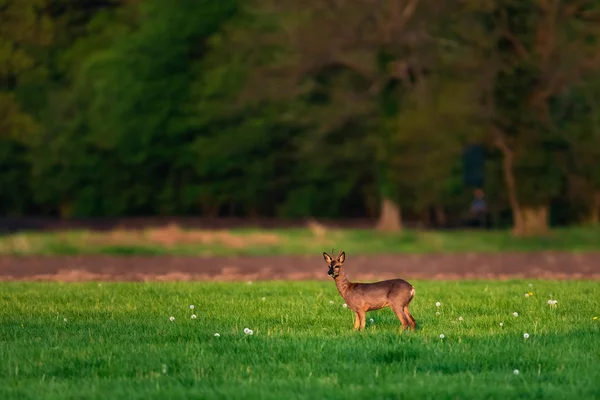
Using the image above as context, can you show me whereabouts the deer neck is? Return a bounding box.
[334,270,354,301]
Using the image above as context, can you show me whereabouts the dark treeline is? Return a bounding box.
[1,0,600,235]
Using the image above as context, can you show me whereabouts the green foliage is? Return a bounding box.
[392,78,483,209]
[1,0,600,226]
[488,0,600,207]
[0,0,54,215]
[26,0,239,216]
[554,77,600,205]
[1,281,599,399]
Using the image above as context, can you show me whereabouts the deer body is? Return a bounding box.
[324,250,416,331]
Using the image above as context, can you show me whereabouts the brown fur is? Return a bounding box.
[323,249,416,331]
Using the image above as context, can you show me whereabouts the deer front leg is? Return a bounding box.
[357,310,367,331]
[353,311,360,330]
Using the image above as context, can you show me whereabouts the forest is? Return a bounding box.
[1,0,600,235]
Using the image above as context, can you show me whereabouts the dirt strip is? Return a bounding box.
[1,252,599,282]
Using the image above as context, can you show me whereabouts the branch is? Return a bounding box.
[398,0,420,30]
[563,0,592,18]
[582,52,600,70]
[329,54,377,80]
[322,0,345,11]
[535,0,559,67]
[528,73,563,106]
[377,0,420,44]
[502,29,531,60]
[492,126,513,157]
[367,78,387,96]
[498,8,530,60]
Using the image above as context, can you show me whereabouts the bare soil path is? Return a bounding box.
[1,252,599,282]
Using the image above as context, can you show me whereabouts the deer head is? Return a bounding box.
[323,249,346,278]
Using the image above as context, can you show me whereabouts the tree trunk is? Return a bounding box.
[499,147,525,235]
[590,191,600,226]
[376,197,402,232]
[434,205,447,228]
[248,206,259,219]
[495,135,526,235]
[59,200,72,219]
[499,147,549,236]
[521,205,549,235]
[375,164,401,232]
[420,208,431,228]
[201,201,219,217]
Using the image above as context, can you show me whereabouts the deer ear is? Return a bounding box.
[323,252,333,264]
[338,252,345,263]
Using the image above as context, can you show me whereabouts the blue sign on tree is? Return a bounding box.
[462,145,485,188]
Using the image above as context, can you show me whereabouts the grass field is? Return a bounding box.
[1,226,600,256]
[1,280,599,399]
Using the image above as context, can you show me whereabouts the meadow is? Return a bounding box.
[1,225,600,256]
[1,280,599,399]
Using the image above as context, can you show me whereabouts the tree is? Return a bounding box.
[0,93,38,214]
[28,0,239,217]
[0,0,53,215]
[459,0,600,235]
[391,72,485,226]
[26,1,137,216]
[554,77,600,225]
[214,0,448,230]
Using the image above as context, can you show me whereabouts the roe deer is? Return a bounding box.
[323,249,416,331]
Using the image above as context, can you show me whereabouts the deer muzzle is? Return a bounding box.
[328,267,339,278]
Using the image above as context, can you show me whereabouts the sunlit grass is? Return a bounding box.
[1,280,599,399]
[0,226,599,256]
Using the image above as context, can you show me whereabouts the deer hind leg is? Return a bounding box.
[404,306,416,330]
[403,286,417,330]
[391,303,409,331]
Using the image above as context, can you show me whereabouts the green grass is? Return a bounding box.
[1,226,600,256]
[1,280,599,399]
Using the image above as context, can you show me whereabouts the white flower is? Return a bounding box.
[458,316,463,321]
[435,302,441,307]
[243,328,250,334]
[261,297,266,301]
[439,334,445,339]
[214,333,220,337]
[513,369,519,375]
[436,311,440,315]
[169,316,175,321]
[243,327,254,335]
[524,293,530,298]
[513,312,518,317]
[369,318,374,324]
[499,322,504,327]
[523,333,529,339]
[191,314,197,319]
[552,300,558,305]
[63,318,68,322]
[547,299,553,305]
[189,305,195,310]
[329,300,334,305]
[342,303,348,308]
